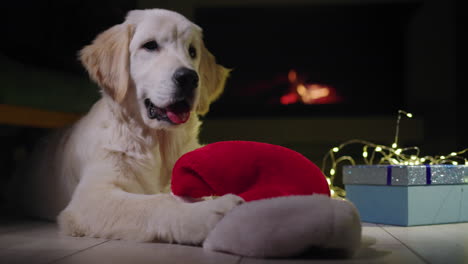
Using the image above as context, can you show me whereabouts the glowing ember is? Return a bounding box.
[288,70,297,83]
[280,70,341,105]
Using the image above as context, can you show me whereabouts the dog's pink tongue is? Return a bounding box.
[167,102,190,124]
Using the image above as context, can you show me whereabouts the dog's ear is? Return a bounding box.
[80,24,134,103]
[197,42,230,116]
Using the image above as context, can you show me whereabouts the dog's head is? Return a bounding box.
[80,9,229,129]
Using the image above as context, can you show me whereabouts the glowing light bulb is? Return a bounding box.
[440,156,446,159]
[363,152,368,158]
[411,155,417,160]
[332,147,339,153]
[330,189,335,196]
[420,158,426,162]
[330,168,336,176]
[326,178,331,185]
[395,149,402,155]
[375,146,382,152]
[406,113,413,118]
[451,152,457,156]
[453,161,458,165]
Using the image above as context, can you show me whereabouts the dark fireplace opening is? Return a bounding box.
[195,3,418,118]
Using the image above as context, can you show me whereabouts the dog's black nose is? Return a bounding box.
[173,67,199,94]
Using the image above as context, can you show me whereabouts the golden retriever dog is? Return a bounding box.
[9,9,244,245]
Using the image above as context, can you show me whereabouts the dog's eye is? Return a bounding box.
[142,40,159,51]
[188,45,197,59]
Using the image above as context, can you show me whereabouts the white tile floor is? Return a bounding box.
[0,217,467,264]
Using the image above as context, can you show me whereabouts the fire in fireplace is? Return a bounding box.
[280,69,341,105]
[195,3,418,117]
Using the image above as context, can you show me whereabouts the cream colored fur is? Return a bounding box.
[9,9,243,245]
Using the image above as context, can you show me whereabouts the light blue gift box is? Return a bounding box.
[343,165,468,226]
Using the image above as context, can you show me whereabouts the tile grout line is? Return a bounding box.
[45,239,111,264]
[377,224,431,264]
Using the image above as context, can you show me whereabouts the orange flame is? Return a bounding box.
[280,69,340,105]
[288,69,297,83]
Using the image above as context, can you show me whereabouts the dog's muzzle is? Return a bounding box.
[144,98,191,124]
[144,67,198,125]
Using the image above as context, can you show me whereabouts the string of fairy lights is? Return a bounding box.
[321,110,468,198]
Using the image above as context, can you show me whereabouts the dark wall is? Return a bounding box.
[455,0,466,150]
[405,0,458,153]
[0,0,136,75]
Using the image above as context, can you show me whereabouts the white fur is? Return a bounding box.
[9,9,242,245]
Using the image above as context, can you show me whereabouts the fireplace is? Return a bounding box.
[195,3,418,118]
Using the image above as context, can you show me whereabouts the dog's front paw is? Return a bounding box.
[181,194,244,245]
[206,194,245,215]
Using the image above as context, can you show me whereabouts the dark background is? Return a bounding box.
[0,0,136,75]
[195,4,416,117]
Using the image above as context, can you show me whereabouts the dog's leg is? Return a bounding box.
[57,163,244,244]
